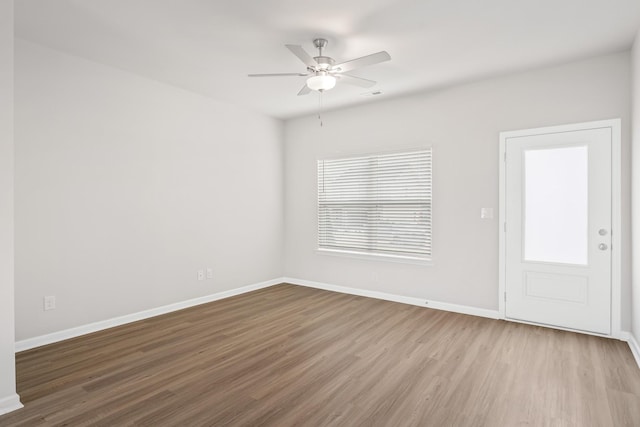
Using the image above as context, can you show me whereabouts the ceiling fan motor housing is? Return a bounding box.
[313,56,334,70]
[312,39,333,70]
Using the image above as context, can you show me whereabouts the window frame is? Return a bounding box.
[316,147,433,265]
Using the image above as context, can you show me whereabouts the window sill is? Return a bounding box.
[315,248,433,266]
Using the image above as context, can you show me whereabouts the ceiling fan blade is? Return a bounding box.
[297,84,312,96]
[248,73,308,77]
[337,74,377,88]
[333,51,391,73]
[285,44,317,68]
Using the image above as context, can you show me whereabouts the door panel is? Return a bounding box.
[505,127,612,334]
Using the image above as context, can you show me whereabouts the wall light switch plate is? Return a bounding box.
[44,296,56,311]
[480,208,494,219]
[197,270,205,281]
[206,268,213,279]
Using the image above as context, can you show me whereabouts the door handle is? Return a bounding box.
[598,229,608,236]
[598,243,608,251]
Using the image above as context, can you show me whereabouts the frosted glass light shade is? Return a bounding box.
[306,74,337,91]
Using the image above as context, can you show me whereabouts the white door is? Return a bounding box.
[503,125,612,334]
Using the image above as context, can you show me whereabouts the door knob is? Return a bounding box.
[598,229,608,236]
[598,243,608,250]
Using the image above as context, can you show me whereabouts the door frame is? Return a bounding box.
[498,119,622,337]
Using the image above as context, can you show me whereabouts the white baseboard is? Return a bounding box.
[618,331,631,341]
[15,278,283,353]
[283,277,500,320]
[624,333,640,370]
[0,393,23,416]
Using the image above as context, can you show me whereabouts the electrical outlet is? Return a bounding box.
[197,270,205,281]
[43,296,56,311]
[206,268,213,279]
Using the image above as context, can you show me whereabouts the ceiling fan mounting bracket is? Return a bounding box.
[313,38,329,50]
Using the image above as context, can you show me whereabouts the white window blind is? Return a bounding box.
[318,149,432,260]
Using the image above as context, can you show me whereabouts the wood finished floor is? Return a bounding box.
[2,284,640,426]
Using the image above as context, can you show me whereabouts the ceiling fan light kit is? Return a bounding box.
[248,38,390,96]
[306,72,336,91]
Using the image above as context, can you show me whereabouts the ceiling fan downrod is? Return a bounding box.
[312,38,334,71]
[314,38,328,56]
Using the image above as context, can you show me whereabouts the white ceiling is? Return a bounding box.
[15,0,640,119]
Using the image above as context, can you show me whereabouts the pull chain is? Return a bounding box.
[318,90,324,127]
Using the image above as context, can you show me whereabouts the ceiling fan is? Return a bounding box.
[248,38,391,96]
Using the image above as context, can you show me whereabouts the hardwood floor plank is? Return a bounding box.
[1,283,639,426]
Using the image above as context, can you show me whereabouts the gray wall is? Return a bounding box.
[284,52,632,328]
[14,40,285,341]
[12,40,636,346]
[0,0,20,414]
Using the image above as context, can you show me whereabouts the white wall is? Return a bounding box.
[632,30,640,342]
[0,0,21,416]
[14,40,284,341]
[285,53,632,327]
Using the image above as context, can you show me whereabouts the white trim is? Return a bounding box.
[623,333,640,370]
[610,119,622,338]
[15,278,282,352]
[318,145,433,161]
[505,317,616,339]
[498,133,507,319]
[618,331,632,341]
[0,394,23,416]
[315,249,433,266]
[498,119,622,337]
[283,277,500,319]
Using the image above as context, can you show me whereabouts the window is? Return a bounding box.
[317,148,432,261]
